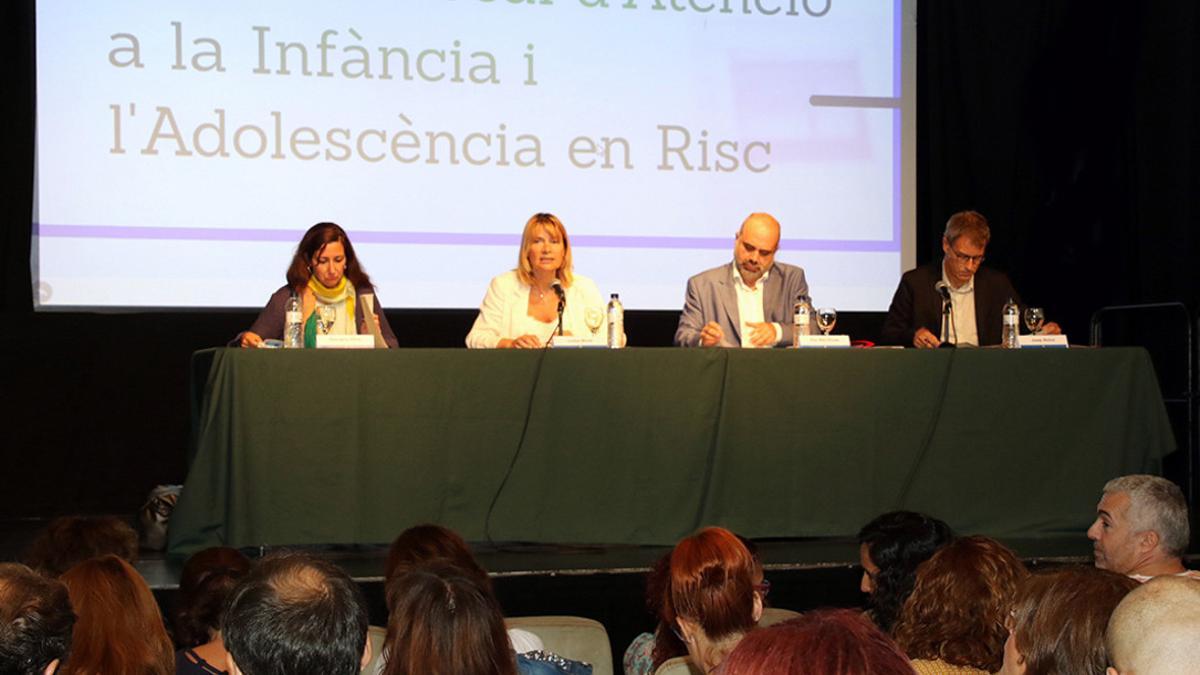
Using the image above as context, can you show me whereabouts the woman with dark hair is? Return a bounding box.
[857,511,955,633]
[999,566,1138,675]
[58,554,175,675]
[173,547,253,675]
[382,562,590,675]
[893,536,1028,675]
[723,610,915,675]
[23,515,139,577]
[466,213,612,348]
[240,222,398,348]
[667,527,763,673]
[383,524,542,655]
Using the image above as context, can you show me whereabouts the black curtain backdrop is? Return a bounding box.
[2,1,1198,518]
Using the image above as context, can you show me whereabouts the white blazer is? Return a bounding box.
[466,270,608,348]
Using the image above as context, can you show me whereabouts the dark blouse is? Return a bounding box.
[175,648,226,675]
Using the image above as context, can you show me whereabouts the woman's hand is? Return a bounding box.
[240,331,264,348]
[498,334,543,349]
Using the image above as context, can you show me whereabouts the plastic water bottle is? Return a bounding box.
[792,294,812,347]
[284,293,303,349]
[1002,298,1020,349]
[607,293,624,349]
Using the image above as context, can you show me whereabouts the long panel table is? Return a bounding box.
[168,347,1175,555]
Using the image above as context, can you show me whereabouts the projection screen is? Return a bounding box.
[33,0,916,311]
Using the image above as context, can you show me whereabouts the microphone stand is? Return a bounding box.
[941,298,951,345]
[938,290,956,349]
[556,298,565,337]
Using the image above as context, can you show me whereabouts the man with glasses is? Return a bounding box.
[881,210,1060,347]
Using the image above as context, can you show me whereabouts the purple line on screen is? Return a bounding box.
[893,0,903,245]
[36,224,900,253]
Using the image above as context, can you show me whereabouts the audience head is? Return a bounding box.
[24,516,138,578]
[857,511,954,633]
[668,527,763,671]
[1000,565,1138,675]
[286,222,374,292]
[1087,474,1190,576]
[723,610,915,675]
[57,554,173,675]
[893,535,1027,672]
[517,212,574,287]
[384,524,491,594]
[1105,576,1200,675]
[0,563,75,675]
[222,551,369,675]
[172,546,253,648]
[644,551,688,669]
[382,561,517,675]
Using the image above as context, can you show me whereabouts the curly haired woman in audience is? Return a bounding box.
[58,554,174,675]
[857,511,955,634]
[173,547,253,675]
[893,536,1027,675]
[723,609,916,675]
[999,566,1138,675]
[666,527,764,673]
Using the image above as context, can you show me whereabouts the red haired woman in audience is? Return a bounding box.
[58,554,174,675]
[667,527,764,673]
[999,566,1138,675]
[723,609,915,675]
[893,536,1027,675]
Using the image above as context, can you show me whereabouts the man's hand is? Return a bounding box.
[746,322,777,348]
[1041,321,1063,335]
[913,327,941,349]
[699,322,724,347]
[240,331,264,348]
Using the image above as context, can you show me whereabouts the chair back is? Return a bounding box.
[653,656,702,675]
[506,615,614,675]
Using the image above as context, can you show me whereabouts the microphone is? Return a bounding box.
[551,280,565,336]
[934,280,956,348]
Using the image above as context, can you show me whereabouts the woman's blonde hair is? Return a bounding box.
[516,213,574,288]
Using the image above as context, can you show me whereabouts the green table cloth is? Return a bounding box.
[169,347,1174,555]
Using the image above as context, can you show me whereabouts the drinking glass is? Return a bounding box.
[316,305,336,335]
[1023,307,1045,335]
[584,307,604,337]
[816,307,837,335]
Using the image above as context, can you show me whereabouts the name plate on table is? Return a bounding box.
[316,335,376,349]
[797,335,851,348]
[549,336,606,349]
[1018,334,1069,349]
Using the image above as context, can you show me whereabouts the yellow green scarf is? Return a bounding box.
[304,276,356,347]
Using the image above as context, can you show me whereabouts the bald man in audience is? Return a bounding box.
[222,552,372,675]
[1105,576,1200,675]
[1087,474,1199,582]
